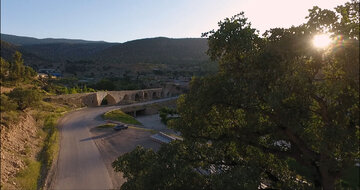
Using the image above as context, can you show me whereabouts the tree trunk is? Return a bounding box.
[319,166,336,190]
[321,177,335,190]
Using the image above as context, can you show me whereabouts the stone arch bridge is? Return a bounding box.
[47,88,175,107]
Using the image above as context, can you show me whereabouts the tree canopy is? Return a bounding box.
[113,1,359,189]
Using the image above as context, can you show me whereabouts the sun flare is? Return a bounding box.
[313,34,332,49]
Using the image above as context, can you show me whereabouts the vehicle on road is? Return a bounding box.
[113,124,128,131]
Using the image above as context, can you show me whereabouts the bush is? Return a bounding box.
[159,107,177,124]
[0,94,18,112]
[1,110,21,127]
[8,88,42,110]
[16,159,41,190]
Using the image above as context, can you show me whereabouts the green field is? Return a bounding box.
[103,109,142,125]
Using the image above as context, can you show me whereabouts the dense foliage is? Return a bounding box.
[42,83,95,95]
[159,107,178,124]
[0,94,18,112]
[90,79,116,91]
[8,88,42,110]
[113,1,359,190]
[1,52,42,111]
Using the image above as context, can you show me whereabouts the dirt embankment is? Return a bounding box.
[0,112,42,189]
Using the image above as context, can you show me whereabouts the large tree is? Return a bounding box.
[113,1,359,189]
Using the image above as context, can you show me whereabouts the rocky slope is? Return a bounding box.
[0,112,42,189]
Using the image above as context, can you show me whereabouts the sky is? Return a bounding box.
[1,0,348,43]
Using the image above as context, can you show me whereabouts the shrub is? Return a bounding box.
[0,94,18,112]
[8,88,42,110]
[159,107,177,124]
[15,159,41,190]
[1,110,21,127]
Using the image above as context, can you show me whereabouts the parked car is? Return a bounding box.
[113,124,128,131]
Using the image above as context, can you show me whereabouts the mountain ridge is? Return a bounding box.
[1,33,111,45]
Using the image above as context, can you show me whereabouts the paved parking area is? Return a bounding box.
[90,127,160,189]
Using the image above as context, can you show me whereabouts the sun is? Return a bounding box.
[313,34,332,49]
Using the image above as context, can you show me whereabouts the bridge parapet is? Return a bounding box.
[47,88,166,107]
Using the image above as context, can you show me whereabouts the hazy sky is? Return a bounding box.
[1,0,348,43]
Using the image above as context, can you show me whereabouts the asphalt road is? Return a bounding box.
[53,97,177,190]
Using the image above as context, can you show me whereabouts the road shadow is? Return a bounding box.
[94,114,105,122]
[80,129,120,142]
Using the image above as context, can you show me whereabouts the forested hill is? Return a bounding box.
[94,37,209,64]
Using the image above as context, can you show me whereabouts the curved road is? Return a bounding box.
[53,97,177,190]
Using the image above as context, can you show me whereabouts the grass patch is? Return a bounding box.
[96,123,117,129]
[41,113,61,170]
[16,159,41,190]
[103,109,142,125]
[0,110,22,127]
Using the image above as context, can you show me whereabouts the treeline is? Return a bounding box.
[42,83,95,95]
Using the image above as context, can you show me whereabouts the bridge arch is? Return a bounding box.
[123,94,129,101]
[152,92,158,99]
[135,93,141,101]
[144,92,149,100]
[100,94,117,105]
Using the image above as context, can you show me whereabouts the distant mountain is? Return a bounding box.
[1,33,109,45]
[1,34,211,78]
[1,33,118,61]
[95,37,209,65]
